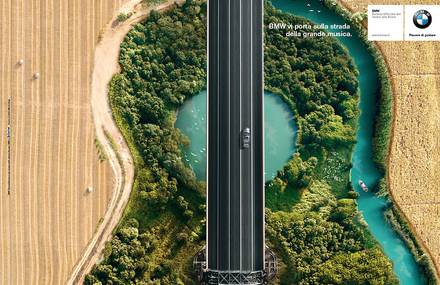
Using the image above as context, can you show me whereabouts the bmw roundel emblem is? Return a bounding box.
[413,10,432,29]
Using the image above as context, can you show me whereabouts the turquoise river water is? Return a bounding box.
[175,0,426,283]
[175,91,297,182]
[271,0,425,284]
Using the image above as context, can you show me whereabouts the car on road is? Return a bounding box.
[241,128,251,149]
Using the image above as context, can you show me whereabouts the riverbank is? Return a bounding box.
[85,2,206,283]
[86,1,401,283]
[269,0,434,282]
[326,1,439,283]
[175,91,297,183]
[324,0,439,284]
[264,2,400,282]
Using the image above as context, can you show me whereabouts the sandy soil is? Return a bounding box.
[0,0,130,284]
[67,0,184,283]
[339,0,440,280]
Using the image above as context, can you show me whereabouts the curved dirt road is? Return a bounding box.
[67,0,182,283]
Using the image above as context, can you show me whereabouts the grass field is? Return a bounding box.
[339,0,440,278]
[0,0,130,284]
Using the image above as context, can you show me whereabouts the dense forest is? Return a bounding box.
[85,1,398,284]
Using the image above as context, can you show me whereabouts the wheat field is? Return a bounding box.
[0,0,129,284]
[340,0,440,278]
[2,0,439,284]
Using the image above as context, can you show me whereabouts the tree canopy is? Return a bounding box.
[86,1,398,284]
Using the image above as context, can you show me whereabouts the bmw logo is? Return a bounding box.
[413,10,432,29]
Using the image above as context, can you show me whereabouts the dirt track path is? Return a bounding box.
[66,0,183,283]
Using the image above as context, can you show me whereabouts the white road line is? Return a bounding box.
[227,0,231,272]
[261,0,266,262]
[216,0,220,268]
[250,0,255,270]
[205,0,210,268]
[239,0,242,273]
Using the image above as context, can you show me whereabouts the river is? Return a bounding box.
[175,0,425,283]
[270,0,425,284]
[175,91,296,182]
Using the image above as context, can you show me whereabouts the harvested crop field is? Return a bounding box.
[340,0,440,279]
[0,0,130,284]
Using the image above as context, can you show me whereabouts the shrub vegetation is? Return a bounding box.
[85,1,398,284]
[323,0,437,282]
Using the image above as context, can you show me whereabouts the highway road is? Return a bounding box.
[206,0,264,282]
